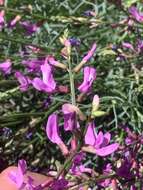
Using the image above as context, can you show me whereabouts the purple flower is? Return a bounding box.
[130,185,137,190]
[20,21,39,35]
[98,163,112,187]
[73,152,85,165]
[70,152,92,176]
[2,127,12,138]
[15,71,31,91]
[116,159,134,180]
[32,62,56,93]
[0,10,4,29]
[46,113,69,155]
[83,10,93,17]
[46,55,67,70]
[78,66,96,93]
[129,6,143,23]
[62,104,86,124]
[69,38,80,46]
[71,164,92,176]
[22,58,44,72]
[62,104,77,131]
[9,15,21,28]
[84,122,119,156]
[81,43,96,63]
[137,39,143,53]
[47,56,60,66]
[0,59,12,74]
[46,113,63,145]
[122,42,134,51]
[123,126,137,145]
[50,178,68,190]
[73,43,97,72]
[9,159,27,188]
[25,131,33,139]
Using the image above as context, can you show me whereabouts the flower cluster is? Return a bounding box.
[5,38,121,190]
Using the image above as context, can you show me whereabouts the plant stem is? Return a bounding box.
[69,173,116,190]
[0,80,17,86]
[68,54,76,105]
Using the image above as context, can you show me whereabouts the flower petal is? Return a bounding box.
[32,77,46,91]
[85,122,96,146]
[95,131,104,148]
[82,43,97,63]
[95,143,119,156]
[129,6,143,23]
[102,132,111,147]
[41,62,56,91]
[15,71,30,91]
[46,113,62,145]
[78,66,96,93]
[0,59,12,74]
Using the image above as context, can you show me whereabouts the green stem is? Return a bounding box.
[68,56,76,105]
[55,150,77,179]
[0,80,17,86]
[54,50,78,180]
[69,173,116,190]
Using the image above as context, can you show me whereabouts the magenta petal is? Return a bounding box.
[15,71,30,91]
[20,21,38,35]
[78,66,96,93]
[95,143,119,156]
[102,132,111,147]
[79,165,92,174]
[129,6,143,23]
[46,113,62,144]
[0,59,12,74]
[85,122,96,146]
[0,10,4,29]
[41,62,56,91]
[129,6,140,19]
[9,15,21,28]
[47,56,59,66]
[95,131,104,148]
[32,77,46,91]
[22,59,44,72]
[62,104,77,131]
[122,42,134,51]
[82,43,96,63]
[63,112,76,131]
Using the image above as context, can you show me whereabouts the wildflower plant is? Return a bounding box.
[7,31,120,189]
[0,0,143,189]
